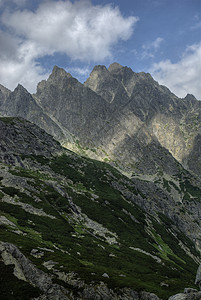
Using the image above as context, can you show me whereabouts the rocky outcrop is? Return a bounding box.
[0,241,71,299]
[0,241,163,300]
[85,63,201,177]
[0,83,72,143]
[0,84,11,107]
[0,117,62,166]
[168,265,201,300]
[195,265,201,290]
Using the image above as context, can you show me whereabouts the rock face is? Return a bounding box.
[0,82,72,144]
[195,265,201,289]
[0,84,11,108]
[0,242,70,299]
[35,65,112,146]
[1,240,163,299]
[168,265,201,299]
[84,63,201,176]
[0,117,62,166]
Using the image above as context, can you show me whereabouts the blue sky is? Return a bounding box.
[0,0,200,99]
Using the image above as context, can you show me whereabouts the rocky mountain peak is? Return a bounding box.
[84,65,109,91]
[108,62,123,73]
[0,84,11,97]
[0,84,11,107]
[36,66,73,95]
[85,62,156,103]
[14,83,29,95]
[49,65,72,82]
[92,64,108,73]
[84,64,127,103]
[0,62,200,179]
[184,93,197,101]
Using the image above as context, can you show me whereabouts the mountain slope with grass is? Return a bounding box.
[0,117,201,300]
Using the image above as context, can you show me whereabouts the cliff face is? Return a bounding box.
[35,64,200,177]
[0,82,73,144]
[35,65,112,144]
[0,117,200,300]
[84,63,201,176]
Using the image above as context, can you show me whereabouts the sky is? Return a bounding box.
[0,0,201,99]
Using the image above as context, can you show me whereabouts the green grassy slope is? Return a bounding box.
[0,151,200,299]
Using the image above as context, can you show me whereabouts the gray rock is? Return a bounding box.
[0,117,62,166]
[140,291,161,300]
[0,242,70,299]
[102,272,109,278]
[195,265,201,289]
[184,287,198,294]
[168,294,187,300]
[31,249,44,258]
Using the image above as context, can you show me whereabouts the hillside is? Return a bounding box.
[0,117,201,299]
[0,62,201,299]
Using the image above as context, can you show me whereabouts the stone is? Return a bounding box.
[184,287,198,294]
[43,260,58,270]
[0,242,70,299]
[0,215,16,227]
[140,291,161,299]
[102,273,109,278]
[31,249,44,258]
[168,294,187,300]
[195,265,201,289]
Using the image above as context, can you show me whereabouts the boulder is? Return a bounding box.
[195,265,201,289]
[140,291,161,299]
[168,294,187,300]
[184,288,198,294]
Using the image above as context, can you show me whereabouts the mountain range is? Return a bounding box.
[0,62,200,178]
[0,63,201,299]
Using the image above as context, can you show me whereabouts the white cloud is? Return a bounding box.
[68,66,91,81]
[150,43,201,99]
[151,37,164,49]
[0,0,137,92]
[2,1,137,61]
[0,38,49,92]
[141,37,164,59]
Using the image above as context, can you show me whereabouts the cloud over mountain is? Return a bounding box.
[0,0,137,92]
[150,42,201,99]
